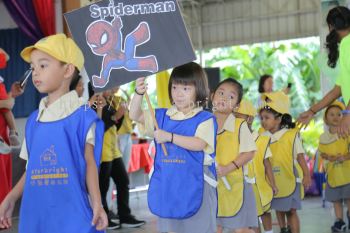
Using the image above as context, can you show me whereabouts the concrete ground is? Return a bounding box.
[1,192,347,233]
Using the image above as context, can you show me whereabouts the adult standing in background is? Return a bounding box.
[298,6,350,138]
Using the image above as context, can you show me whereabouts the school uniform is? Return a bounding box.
[216,114,258,230]
[144,106,217,233]
[19,91,104,233]
[248,132,274,216]
[268,128,305,211]
[319,131,350,202]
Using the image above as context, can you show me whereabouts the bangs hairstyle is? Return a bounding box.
[212,77,243,104]
[168,62,209,107]
[258,74,272,93]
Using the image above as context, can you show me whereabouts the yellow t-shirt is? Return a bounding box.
[101,125,122,162]
[111,95,133,135]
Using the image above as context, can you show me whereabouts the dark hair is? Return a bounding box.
[258,74,272,93]
[326,6,350,68]
[212,77,243,104]
[88,82,94,99]
[260,107,295,129]
[69,70,82,91]
[168,62,209,107]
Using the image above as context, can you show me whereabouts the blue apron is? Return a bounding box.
[148,108,217,219]
[19,107,104,233]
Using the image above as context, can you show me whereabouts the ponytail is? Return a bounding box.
[326,29,340,68]
[326,6,350,68]
[280,113,295,129]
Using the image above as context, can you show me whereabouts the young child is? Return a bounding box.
[0,34,108,232]
[212,78,257,233]
[235,99,277,233]
[318,101,350,232]
[259,92,311,233]
[0,48,21,152]
[97,89,145,230]
[129,62,217,233]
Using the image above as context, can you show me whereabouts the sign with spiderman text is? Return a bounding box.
[64,0,196,91]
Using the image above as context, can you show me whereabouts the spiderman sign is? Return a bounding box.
[65,0,196,91]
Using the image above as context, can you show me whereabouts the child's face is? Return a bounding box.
[263,77,273,93]
[212,83,239,114]
[30,49,69,94]
[171,83,196,112]
[325,106,342,127]
[260,110,280,132]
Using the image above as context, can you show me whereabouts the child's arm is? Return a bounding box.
[296,153,311,190]
[264,158,278,195]
[154,129,207,151]
[84,144,108,230]
[0,98,14,110]
[4,111,16,131]
[216,151,255,177]
[0,172,26,229]
[129,77,146,124]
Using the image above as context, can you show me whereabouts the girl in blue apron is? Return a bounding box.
[259,91,311,233]
[0,34,108,232]
[130,62,218,233]
[211,78,258,233]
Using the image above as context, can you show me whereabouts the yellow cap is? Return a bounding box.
[327,100,345,111]
[21,34,84,71]
[324,100,345,122]
[237,99,257,117]
[260,91,290,114]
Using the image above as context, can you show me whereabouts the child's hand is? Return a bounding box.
[0,196,15,229]
[91,206,108,231]
[302,175,311,190]
[272,185,279,196]
[10,81,24,98]
[154,129,171,143]
[135,77,147,95]
[216,165,231,177]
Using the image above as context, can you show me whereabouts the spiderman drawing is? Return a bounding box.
[86,17,158,88]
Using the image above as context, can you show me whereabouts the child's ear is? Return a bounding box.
[63,63,76,79]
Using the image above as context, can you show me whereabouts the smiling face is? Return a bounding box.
[170,82,196,113]
[30,49,70,94]
[212,82,240,114]
[325,106,342,127]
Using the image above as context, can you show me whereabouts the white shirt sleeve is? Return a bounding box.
[239,122,257,153]
[86,123,96,146]
[19,138,28,160]
[293,134,305,159]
